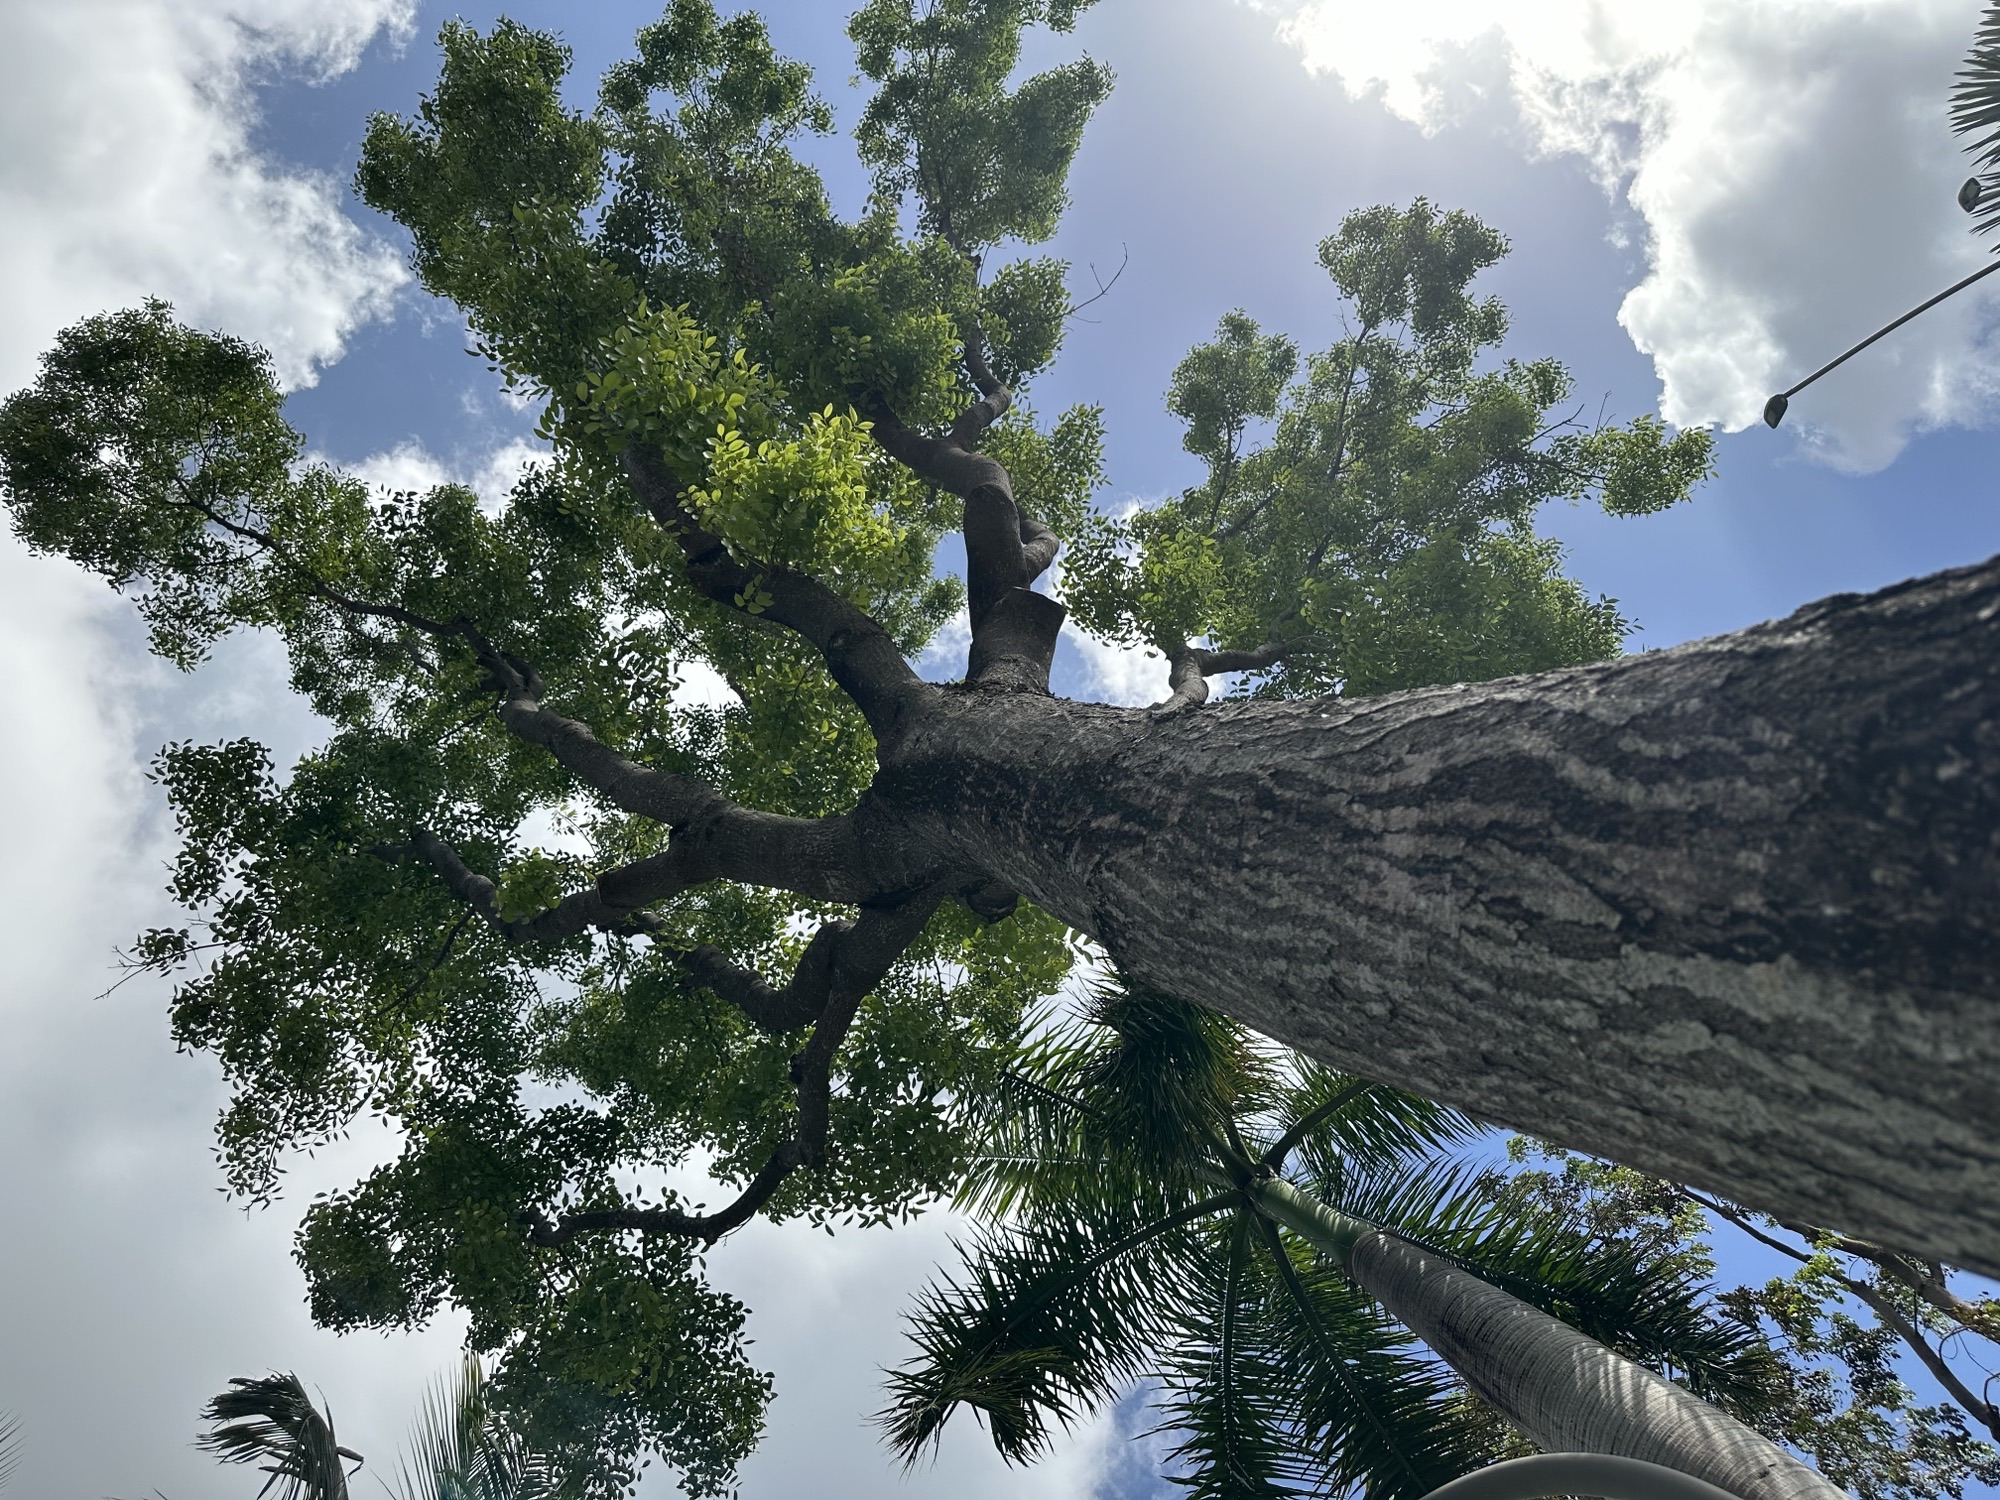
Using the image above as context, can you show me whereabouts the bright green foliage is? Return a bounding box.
[1062,200,1715,698]
[884,979,1784,1498]
[850,0,1112,251]
[1494,1144,2000,1500]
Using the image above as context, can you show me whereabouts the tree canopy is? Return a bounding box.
[11,1,1993,1496]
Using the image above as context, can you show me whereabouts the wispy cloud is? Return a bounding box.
[334,435,553,511]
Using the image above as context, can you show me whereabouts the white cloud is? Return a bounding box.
[1066,625,1168,706]
[1255,0,2000,472]
[0,0,413,397]
[0,532,461,1496]
[917,605,974,680]
[672,657,742,708]
[338,435,554,511]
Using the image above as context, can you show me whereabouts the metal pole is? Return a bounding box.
[1763,257,2000,427]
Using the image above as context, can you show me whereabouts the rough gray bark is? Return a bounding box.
[871,556,2000,1277]
[1239,1173,1842,1500]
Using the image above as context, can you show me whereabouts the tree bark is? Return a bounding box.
[869,555,2000,1276]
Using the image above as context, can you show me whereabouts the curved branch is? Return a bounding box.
[475,647,883,904]
[619,445,933,749]
[522,884,949,1245]
[1151,637,1332,713]
[523,1146,800,1247]
[396,829,668,943]
[180,492,891,903]
[678,919,858,1035]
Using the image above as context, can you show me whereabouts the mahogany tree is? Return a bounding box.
[3,0,1995,1492]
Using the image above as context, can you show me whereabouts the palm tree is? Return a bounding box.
[1956,2,2000,229]
[198,1373,364,1500]
[388,1356,561,1500]
[0,1408,21,1494]
[191,1360,560,1500]
[883,978,1842,1500]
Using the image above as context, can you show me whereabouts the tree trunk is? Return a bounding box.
[1242,1175,1842,1500]
[875,556,2000,1275]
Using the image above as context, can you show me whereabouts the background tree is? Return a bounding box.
[885,976,1829,1500]
[3,0,1998,1492]
[1490,1147,2000,1500]
[1062,199,1708,708]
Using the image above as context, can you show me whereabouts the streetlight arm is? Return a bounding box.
[1763,257,2000,427]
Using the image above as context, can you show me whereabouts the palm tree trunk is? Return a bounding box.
[1238,1174,1844,1500]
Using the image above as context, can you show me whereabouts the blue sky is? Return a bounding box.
[1,1,1997,1496]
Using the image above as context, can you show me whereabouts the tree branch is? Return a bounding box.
[1151,637,1331,713]
[179,486,894,904]
[1772,1222,2000,1342]
[395,829,666,943]
[619,444,933,750]
[677,921,856,1034]
[471,641,886,904]
[521,883,948,1245]
[1688,1192,2000,1442]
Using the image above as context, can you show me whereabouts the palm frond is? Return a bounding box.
[1155,1218,1308,1500]
[953,1062,1143,1220]
[1076,978,1275,1169]
[1273,1063,1477,1182]
[1952,3,2000,236]
[1245,1214,1498,1500]
[198,1373,361,1500]
[881,1192,1236,1465]
[391,1355,561,1500]
[0,1409,21,1494]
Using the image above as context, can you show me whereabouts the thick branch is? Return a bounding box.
[182,492,890,905]
[678,921,855,1034]
[476,650,884,904]
[1152,637,1330,713]
[619,445,932,750]
[1845,1281,1999,1439]
[865,400,1025,625]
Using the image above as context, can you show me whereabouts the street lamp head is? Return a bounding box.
[1962,176,1986,214]
[1763,393,1789,428]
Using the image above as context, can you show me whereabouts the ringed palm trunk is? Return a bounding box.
[1236,1174,1844,1500]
